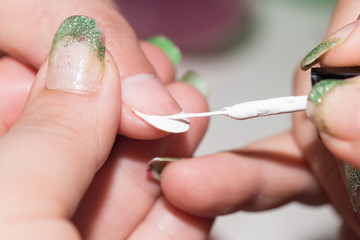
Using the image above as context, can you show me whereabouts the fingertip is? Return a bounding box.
[160,157,219,217]
[161,153,258,217]
[319,23,360,68]
[306,77,360,140]
[119,78,209,140]
[167,81,209,135]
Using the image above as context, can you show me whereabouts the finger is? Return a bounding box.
[72,81,209,239]
[160,131,325,217]
[128,198,213,240]
[318,0,360,67]
[295,0,360,236]
[306,76,360,168]
[0,27,121,240]
[0,2,182,139]
[0,39,176,136]
[293,72,360,238]
[300,1,360,70]
[140,41,175,85]
[0,57,35,135]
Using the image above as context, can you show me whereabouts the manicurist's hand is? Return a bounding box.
[0,11,211,240]
[156,0,360,239]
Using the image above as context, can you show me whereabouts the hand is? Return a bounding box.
[0,6,212,240]
[0,0,182,139]
[157,0,360,239]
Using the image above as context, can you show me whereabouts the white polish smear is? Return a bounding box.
[133,95,308,133]
[133,110,191,133]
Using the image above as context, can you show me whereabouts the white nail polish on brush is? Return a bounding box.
[133,95,308,133]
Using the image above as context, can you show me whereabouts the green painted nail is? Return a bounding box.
[180,70,210,98]
[300,19,360,71]
[307,78,351,133]
[343,162,360,212]
[301,38,343,71]
[148,35,182,66]
[48,15,105,93]
[147,157,181,181]
[308,79,348,105]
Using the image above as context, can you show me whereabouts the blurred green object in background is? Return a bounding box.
[284,0,337,8]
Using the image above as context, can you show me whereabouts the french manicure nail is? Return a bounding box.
[343,162,360,213]
[122,73,182,116]
[147,157,181,181]
[301,20,360,71]
[148,35,182,66]
[180,70,210,98]
[47,15,105,93]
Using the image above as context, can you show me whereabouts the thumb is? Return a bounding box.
[0,16,120,238]
[306,75,360,215]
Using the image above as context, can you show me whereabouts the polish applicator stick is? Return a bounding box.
[164,95,308,120]
[132,95,308,133]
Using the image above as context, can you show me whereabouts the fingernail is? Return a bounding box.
[306,77,359,139]
[301,20,360,71]
[122,73,182,116]
[343,162,360,213]
[47,15,105,93]
[180,70,210,98]
[147,157,181,181]
[148,35,182,66]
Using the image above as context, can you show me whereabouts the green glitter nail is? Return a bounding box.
[301,38,343,71]
[180,70,210,98]
[308,79,348,105]
[47,15,106,93]
[51,15,105,64]
[148,35,182,66]
[343,162,360,212]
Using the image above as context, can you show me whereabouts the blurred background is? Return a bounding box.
[118,0,340,239]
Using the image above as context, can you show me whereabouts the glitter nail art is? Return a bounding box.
[301,20,360,71]
[47,15,105,93]
[343,162,360,212]
[301,39,343,71]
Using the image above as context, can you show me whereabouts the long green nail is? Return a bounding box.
[180,70,210,98]
[147,157,181,181]
[301,20,360,71]
[148,35,182,66]
[301,39,343,71]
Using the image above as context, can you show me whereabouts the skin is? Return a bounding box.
[159,0,360,239]
[2,0,360,239]
[0,0,184,140]
[0,0,211,239]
